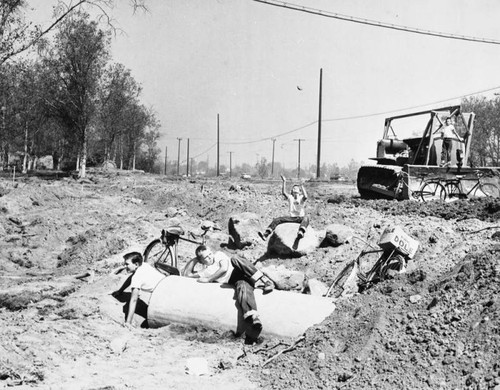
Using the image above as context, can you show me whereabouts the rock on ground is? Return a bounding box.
[227,212,261,249]
[322,223,354,247]
[268,223,321,257]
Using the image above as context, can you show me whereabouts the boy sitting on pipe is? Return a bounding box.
[182,245,274,332]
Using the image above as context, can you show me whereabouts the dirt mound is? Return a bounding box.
[259,248,500,389]
[349,197,500,222]
[1,175,499,389]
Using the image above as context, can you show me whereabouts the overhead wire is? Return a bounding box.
[251,0,500,45]
[214,85,500,145]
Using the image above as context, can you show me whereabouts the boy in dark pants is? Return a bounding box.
[182,245,274,331]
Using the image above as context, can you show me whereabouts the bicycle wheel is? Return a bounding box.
[474,183,500,198]
[420,182,447,202]
[444,181,461,201]
[143,239,173,267]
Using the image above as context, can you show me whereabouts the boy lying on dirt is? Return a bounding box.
[182,245,274,332]
[112,252,165,326]
[258,175,309,242]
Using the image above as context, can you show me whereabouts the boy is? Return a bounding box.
[182,245,274,331]
[113,252,165,326]
[436,117,464,166]
[259,174,309,241]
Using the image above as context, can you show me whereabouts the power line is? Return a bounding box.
[323,85,500,122]
[251,0,500,45]
[188,143,217,161]
[166,85,500,147]
[216,84,500,144]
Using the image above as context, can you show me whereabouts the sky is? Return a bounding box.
[31,0,500,174]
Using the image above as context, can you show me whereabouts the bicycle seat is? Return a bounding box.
[165,225,185,236]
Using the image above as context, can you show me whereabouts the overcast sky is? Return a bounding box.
[33,0,500,174]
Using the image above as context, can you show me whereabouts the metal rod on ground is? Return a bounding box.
[261,335,305,367]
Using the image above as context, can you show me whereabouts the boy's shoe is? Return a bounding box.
[262,280,274,294]
[251,316,263,332]
[258,229,271,241]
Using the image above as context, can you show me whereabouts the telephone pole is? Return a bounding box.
[164,146,167,175]
[228,151,233,177]
[294,138,304,179]
[216,114,220,177]
[176,137,182,176]
[271,138,276,176]
[186,138,190,177]
[316,68,323,179]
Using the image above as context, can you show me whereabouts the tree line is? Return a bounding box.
[462,96,500,167]
[0,1,159,177]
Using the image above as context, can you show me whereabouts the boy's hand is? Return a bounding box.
[197,277,210,283]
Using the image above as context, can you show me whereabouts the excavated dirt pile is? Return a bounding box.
[260,249,500,390]
[1,172,499,389]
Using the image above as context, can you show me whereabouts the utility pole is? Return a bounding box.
[316,68,323,179]
[228,151,233,177]
[164,146,167,175]
[216,114,220,177]
[294,138,304,179]
[271,138,276,176]
[186,138,190,177]
[176,137,182,176]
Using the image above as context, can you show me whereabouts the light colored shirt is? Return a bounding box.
[198,251,234,284]
[441,124,457,139]
[287,194,306,217]
[130,263,165,293]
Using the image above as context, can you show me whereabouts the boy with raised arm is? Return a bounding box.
[258,174,309,241]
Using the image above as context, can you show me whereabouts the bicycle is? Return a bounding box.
[397,171,447,202]
[443,170,500,200]
[143,223,215,276]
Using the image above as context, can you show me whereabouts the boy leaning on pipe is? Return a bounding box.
[112,252,165,326]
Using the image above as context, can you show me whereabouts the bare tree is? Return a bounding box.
[0,0,148,65]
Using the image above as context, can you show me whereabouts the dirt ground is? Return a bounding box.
[1,169,499,389]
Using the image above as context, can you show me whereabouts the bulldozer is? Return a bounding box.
[357,105,500,200]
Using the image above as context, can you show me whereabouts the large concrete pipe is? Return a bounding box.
[147,276,336,339]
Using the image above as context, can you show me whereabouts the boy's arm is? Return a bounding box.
[125,288,140,324]
[198,259,228,283]
[452,127,464,142]
[281,175,289,199]
[182,258,200,278]
[301,181,308,200]
[112,274,133,297]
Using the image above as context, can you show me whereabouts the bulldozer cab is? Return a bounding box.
[375,105,474,167]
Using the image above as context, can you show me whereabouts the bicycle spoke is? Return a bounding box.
[420,182,446,202]
[474,183,500,198]
[444,182,461,201]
